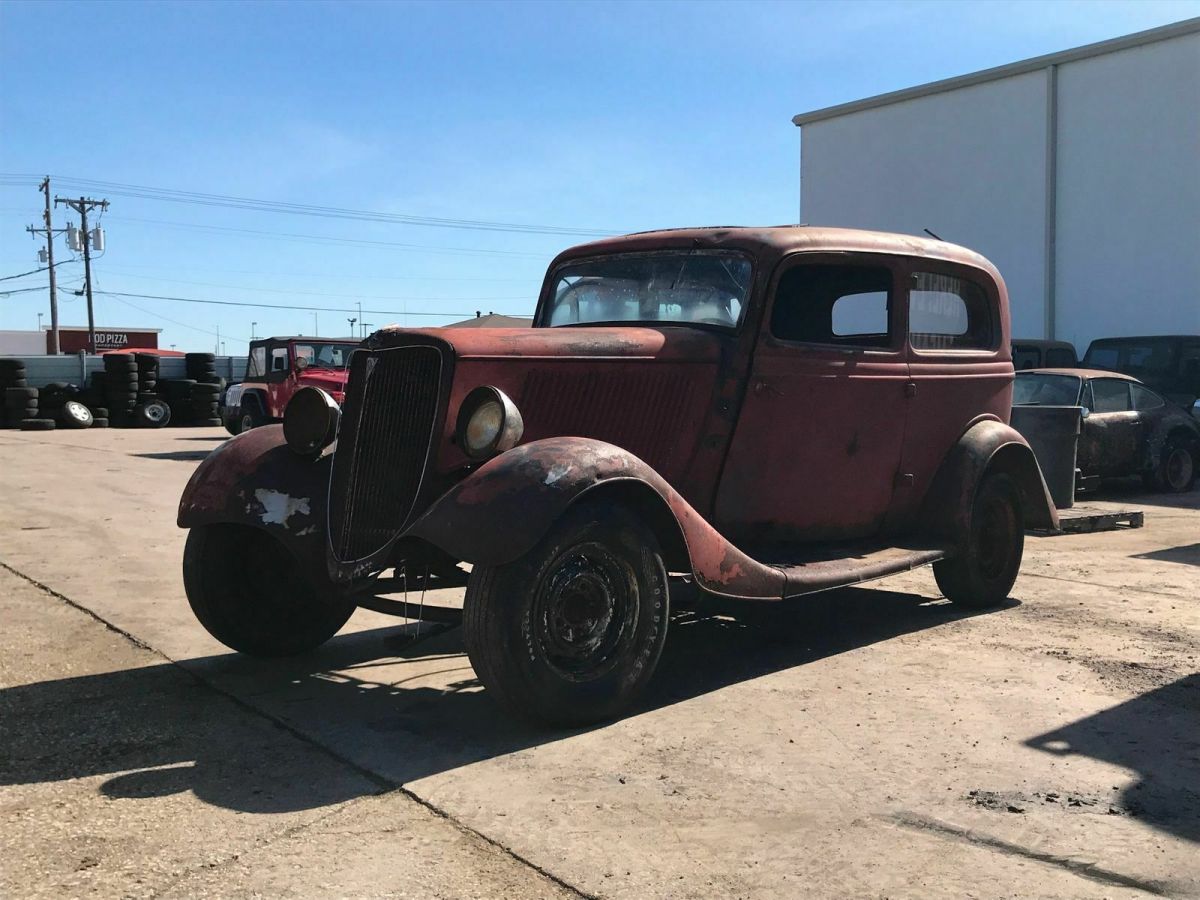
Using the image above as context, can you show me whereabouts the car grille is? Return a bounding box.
[328,345,443,563]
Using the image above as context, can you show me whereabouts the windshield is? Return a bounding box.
[293,342,356,369]
[1013,373,1082,406]
[544,251,752,330]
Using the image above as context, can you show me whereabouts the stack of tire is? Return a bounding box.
[185,353,224,427]
[103,354,140,427]
[132,352,172,428]
[38,382,103,430]
[162,378,198,426]
[1,359,30,429]
[4,387,54,430]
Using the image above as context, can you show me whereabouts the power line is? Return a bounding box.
[1,173,618,237]
[93,288,528,319]
[105,215,550,258]
[0,259,73,282]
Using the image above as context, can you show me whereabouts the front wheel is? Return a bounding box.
[464,500,669,726]
[1149,438,1196,493]
[933,472,1024,609]
[183,524,354,656]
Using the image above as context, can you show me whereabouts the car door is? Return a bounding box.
[264,343,291,417]
[893,265,1011,530]
[1078,378,1141,476]
[713,254,909,547]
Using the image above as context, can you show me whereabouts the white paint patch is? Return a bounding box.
[544,464,572,486]
[254,489,311,529]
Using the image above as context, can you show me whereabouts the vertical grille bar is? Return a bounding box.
[328,346,443,563]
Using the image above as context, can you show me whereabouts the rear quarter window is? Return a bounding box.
[909,272,994,351]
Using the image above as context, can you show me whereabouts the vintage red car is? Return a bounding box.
[222,336,358,435]
[179,226,1057,724]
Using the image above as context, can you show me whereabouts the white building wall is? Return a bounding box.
[798,24,1200,351]
[800,71,1050,339]
[1053,31,1200,352]
[0,330,47,355]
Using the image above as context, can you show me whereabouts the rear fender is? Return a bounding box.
[920,419,1059,539]
[177,425,331,581]
[406,437,785,600]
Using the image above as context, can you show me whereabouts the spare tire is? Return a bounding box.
[19,418,56,431]
[91,417,110,428]
[59,400,94,429]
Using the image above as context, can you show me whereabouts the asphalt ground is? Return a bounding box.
[1,426,1198,898]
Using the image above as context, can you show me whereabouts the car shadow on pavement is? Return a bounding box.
[0,585,1009,816]
[1130,542,1200,567]
[1026,673,1200,844]
[1083,478,1200,511]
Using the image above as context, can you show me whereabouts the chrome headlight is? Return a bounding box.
[456,386,523,460]
[283,386,340,457]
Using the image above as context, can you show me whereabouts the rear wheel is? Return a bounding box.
[934,472,1023,609]
[1148,437,1196,493]
[464,500,669,726]
[183,524,354,656]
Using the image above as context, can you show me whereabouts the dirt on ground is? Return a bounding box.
[1,426,1197,898]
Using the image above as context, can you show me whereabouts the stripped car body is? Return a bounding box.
[180,226,1057,722]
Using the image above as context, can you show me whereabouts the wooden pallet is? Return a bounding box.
[1031,506,1145,536]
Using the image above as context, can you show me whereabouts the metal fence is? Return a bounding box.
[0,353,247,387]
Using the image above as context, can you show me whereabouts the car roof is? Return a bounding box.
[1022,367,1142,382]
[1087,335,1198,344]
[552,225,1000,278]
[256,336,360,343]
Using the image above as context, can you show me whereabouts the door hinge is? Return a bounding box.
[904,382,917,398]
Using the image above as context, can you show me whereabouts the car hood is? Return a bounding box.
[297,368,350,390]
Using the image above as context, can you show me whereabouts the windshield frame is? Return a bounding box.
[535,249,756,333]
[1012,372,1083,406]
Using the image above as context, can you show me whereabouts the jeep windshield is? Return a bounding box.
[293,342,356,369]
[1013,372,1082,406]
[544,251,752,330]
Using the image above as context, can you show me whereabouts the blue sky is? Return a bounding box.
[2,0,1197,353]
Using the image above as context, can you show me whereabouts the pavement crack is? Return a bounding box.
[889,812,1174,896]
[0,557,592,899]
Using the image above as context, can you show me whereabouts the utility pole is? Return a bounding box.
[215,323,221,356]
[26,178,65,353]
[357,301,363,338]
[55,195,109,353]
[251,321,257,340]
[347,316,357,336]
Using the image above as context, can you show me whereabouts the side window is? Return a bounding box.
[271,347,289,373]
[909,272,993,351]
[1131,384,1164,411]
[1090,379,1131,413]
[771,264,893,348]
[247,346,267,378]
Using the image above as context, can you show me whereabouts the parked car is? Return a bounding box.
[1013,368,1199,492]
[179,226,1057,725]
[222,336,359,435]
[1011,339,1077,370]
[1082,335,1200,412]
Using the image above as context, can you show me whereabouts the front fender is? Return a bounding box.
[406,437,785,600]
[920,419,1059,539]
[177,425,332,578]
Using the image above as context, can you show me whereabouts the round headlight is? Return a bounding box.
[283,386,340,457]
[456,386,523,460]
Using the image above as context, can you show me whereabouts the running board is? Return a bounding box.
[757,542,950,599]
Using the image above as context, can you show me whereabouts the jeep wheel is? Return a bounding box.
[240,400,266,433]
[183,524,354,656]
[464,499,669,726]
[933,472,1023,609]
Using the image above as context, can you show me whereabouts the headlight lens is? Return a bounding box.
[283,386,340,457]
[456,386,523,460]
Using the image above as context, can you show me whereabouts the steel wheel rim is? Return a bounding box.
[532,544,636,682]
[241,414,254,431]
[67,404,90,423]
[145,404,166,423]
[975,493,1015,580]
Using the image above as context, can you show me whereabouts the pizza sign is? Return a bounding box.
[52,329,160,354]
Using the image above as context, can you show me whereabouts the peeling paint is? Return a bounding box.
[544,464,572,486]
[254,489,311,529]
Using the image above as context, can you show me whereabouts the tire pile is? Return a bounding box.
[1,352,228,432]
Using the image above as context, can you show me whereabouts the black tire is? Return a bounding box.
[19,418,56,431]
[934,472,1024,609]
[224,413,242,436]
[239,398,268,432]
[5,387,37,403]
[1149,437,1196,493]
[59,400,94,429]
[104,356,137,373]
[464,499,670,726]
[132,400,172,428]
[195,417,224,426]
[88,406,109,418]
[91,417,109,428]
[183,524,355,656]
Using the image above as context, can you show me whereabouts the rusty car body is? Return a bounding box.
[180,226,1057,724]
[1014,367,1199,492]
